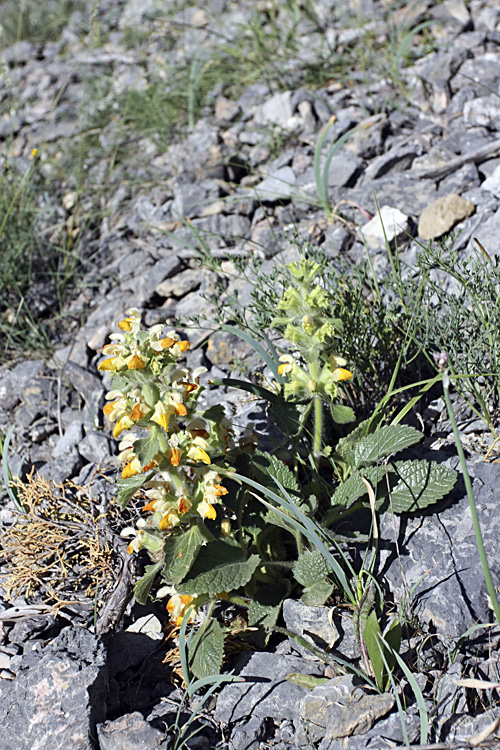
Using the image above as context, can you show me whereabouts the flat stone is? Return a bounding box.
[215,96,241,123]
[52,420,84,459]
[282,599,339,658]
[470,207,500,257]
[0,627,107,750]
[464,96,500,129]
[254,91,293,127]
[78,431,114,465]
[214,651,323,725]
[296,675,394,746]
[97,712,165,750]
[327,152,363,188]
[382,461,500,638]
[361,205,410,250]
[481,163,500,197]
[155,268,202,298]
[418,193,475,240]
[253,166,298,199]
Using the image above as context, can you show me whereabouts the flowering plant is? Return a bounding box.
[97,261,456,678]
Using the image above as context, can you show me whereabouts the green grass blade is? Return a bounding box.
[220,323,283,382]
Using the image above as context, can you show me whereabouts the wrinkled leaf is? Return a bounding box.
[133,432,161,467]
[293,549,332,588]
[330,404,355,425]
[248,582,289,636]
[134,562,163,605]
[116,471,153,509]
[202,404,226,423]
[188,617,224,679]
[301,580,334,606]
[353,425,422,468]
[163,525,204,585]
[177,541,260,597]
[330,466,387,508]
[382,459,457,513]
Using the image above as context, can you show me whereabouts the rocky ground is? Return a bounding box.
[1,0,500,748]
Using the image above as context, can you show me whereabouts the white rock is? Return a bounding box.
[253,166,297,199]
[126,615,163,640]
[481,163,500,198]
[254,91,293,127]
[361,206,410,250]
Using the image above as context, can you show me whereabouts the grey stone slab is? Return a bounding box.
[0,627,107,750]
[382,461,500,638]
[97,711,168,750]
[214,651,324,724]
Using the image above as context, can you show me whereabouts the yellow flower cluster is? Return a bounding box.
[98,308,233,561]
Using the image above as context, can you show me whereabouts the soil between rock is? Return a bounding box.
[1,1,500,748]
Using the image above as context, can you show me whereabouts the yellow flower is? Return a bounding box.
[197,499,217,520]
[122,458,141,478]
[98,357,118,371]
[113,415,135,438]
[333,368,353,382]
[187,445,211,465]
[151,401,174,431]
[278,354,295,375]
[166,593,194,626]
[159,509,180,530]
[127,353,148,370]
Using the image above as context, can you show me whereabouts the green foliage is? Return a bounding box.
[363,613,401,691]
[188,618,224,680]
[177,543,260,598]
[134,562,163,605]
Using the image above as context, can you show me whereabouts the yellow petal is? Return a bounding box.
[122,461,139,479]
[204,502,217,520]
[336,368,353,382]
[127,355,147,370]
[160,337,175,349]
[178,340,190,352]
[118,318,133,331]
[189,446,211,465]
[174,402,187,417]
[103,400,119,415]
[98,358,117,371]
[113,416,134,438]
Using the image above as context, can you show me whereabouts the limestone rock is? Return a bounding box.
[418,193,474,240]
[296,675,395,746]
[0,627,107,750]
[360,205,410,250]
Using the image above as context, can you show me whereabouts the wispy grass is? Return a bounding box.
[0,0,86,49]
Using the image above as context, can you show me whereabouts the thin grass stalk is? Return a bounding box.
[442,371,500,627]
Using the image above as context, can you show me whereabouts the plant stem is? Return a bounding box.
[442,371,500,627]
[309,360,323,458]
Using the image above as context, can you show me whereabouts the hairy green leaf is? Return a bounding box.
[253,450,300,496]
[134,432,161,467]
[363,610,385,690]
[177,541,260,597]
[353,425,422,468]
[330,404,355,425]
[202,404,226,423]
[381,459,457,514]
[116,471,153,509]
[301,580,334,606]
[248,582,289,635]
[134,562,163,605]
[188,618,224,680]
[162,526,204,586]
[293,549,332,587]
[330,466,387,508]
